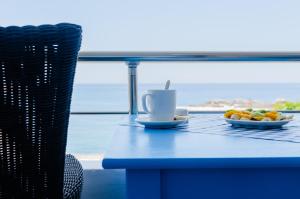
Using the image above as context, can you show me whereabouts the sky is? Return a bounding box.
[1,0,300,84]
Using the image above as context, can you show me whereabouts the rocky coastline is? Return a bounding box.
[184,98,290,111]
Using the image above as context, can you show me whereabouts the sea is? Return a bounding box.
[71,83,300,112]
[66,83,300,155]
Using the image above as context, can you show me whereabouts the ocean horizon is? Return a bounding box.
[71,83,300,112]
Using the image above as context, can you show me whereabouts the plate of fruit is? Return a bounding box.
[224,109,293,129]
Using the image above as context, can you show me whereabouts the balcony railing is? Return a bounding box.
[78,52,300,114]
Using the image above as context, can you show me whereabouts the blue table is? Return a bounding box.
[102,114,300,199]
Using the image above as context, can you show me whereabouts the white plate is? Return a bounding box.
[136,116,188,129]
[225,118,293,129]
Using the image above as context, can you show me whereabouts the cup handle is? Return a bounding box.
[142,93,152,114]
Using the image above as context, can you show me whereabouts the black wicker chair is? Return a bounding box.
[0,23,83,199]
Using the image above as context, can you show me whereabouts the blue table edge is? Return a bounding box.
[102,157,300,169]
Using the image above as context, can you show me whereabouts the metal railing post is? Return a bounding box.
[127,61,139,114]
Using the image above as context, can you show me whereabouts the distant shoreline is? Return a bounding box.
[182,98,300,111]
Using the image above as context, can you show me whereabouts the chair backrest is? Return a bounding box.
[0,23,82,198]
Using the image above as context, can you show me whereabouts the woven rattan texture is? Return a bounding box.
[64,154,83,199]
[0,23,82,198]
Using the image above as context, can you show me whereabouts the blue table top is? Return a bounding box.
[102,114,300,169]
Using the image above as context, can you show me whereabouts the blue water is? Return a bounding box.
[71,83,300,112]
[67,114,123,154]
[67,83,300,155]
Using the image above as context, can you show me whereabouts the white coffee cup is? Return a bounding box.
[142,90,176,121]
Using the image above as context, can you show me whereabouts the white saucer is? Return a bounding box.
[135,116,188,129]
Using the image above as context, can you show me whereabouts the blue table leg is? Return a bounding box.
[126,169,161,199]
